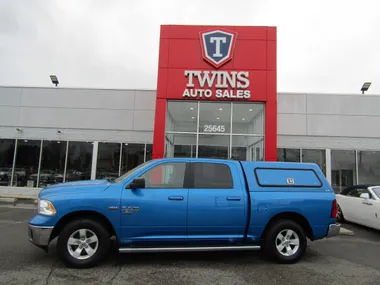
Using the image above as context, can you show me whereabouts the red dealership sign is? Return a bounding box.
[153,25,277,160]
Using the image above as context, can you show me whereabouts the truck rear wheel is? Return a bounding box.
[263,219,307,264]
[56,218,110,268]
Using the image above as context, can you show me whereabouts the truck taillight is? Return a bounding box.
[331,199,338,219]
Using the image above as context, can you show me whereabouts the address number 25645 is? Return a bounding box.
[203,125,226,133]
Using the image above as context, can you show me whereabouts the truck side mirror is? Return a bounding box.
[128,177,145,189]
[360,193,370,200]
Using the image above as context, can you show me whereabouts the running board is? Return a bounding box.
[119,245,261,253]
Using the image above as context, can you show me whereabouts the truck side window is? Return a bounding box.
[192,163,233,189]
[140,162,186,189]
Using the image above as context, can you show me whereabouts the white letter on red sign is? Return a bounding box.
[210,37,226,57]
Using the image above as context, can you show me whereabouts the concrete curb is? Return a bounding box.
[0,197,38,205]
[339,227,354,236]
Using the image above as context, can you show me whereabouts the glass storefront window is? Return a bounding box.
[277,148,301,162]
[14,140,41,187]
[232,103,264,134]
[302,149,326,175]
[166,101,198,132]
[199,102,231,134]
[121,143,145,174]
[0,139,15,186]
[165,134,196,158]
[174,145,195,158]
[331,150,356,193]
[0,139,155,188]
[164,101,265,160]
[231,135,264,161]
[39,141,67,187]
[65,141,93,182]
[198,134,229,159]
[96,142,121,179]
[357,150,380,184]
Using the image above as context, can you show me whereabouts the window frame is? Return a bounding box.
[253,167,323,188]
[187,162,234,189]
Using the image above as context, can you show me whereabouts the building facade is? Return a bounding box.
[0,86,379,193]
[0,25,379,194]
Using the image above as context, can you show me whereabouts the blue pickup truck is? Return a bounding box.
[28,158,340,268]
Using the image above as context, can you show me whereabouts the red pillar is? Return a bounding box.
[152,98,166,159]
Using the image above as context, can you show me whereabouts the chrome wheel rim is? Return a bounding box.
[67,229,99,260]
[275,229,300,257]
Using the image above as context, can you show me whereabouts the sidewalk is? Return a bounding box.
[0,187,40,203]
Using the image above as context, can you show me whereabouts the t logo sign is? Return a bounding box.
[200,29,237,69]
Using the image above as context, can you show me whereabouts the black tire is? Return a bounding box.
[56,218,111,268]
[262,219,307,264]
[336,204,345,222]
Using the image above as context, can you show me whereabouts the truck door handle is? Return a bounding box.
[226,196,241,201]
[168,196,184,201]
[363,202,373,206]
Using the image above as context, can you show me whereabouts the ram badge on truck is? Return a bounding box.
[28,158,340,268]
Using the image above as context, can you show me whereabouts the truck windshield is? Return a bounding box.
[113,160,153,183]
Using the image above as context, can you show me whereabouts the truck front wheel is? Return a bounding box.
[56,218,111,268]
[263,219,307,264]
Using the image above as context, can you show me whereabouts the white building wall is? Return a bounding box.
[277,92,380,151]
[0,86,156,144]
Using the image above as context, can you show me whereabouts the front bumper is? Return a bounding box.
[326,223,341,238]
[28,224,53,248]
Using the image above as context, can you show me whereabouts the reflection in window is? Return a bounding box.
[232,103,264,134]
[39,141,67,187]
[331,150,356,193]
[14,140,41,187]
[121,143,145,174]
[277,148,301,162]
[141,162,186,188]
[0,139,15,186]
[96,142,121,179]
[358,150,380,184]
[302,149,326,175]
[65,141,93,182]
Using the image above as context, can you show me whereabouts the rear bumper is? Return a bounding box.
[326,223,341,238]
[28,224,53,247]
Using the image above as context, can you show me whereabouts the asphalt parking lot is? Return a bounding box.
[1,206,380,285]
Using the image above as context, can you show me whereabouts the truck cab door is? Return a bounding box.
[120,161,189,245]
[186,161,247,244]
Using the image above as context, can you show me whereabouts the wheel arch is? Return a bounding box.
[50,210,117,242]
[261,212,314,241]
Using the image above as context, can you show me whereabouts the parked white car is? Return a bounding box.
[336,184,380,230]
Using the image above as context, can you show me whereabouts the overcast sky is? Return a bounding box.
[0,0,379,94]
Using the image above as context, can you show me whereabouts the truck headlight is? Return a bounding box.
[38,199,57,216]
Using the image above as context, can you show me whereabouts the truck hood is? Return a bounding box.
[38,179,111,199]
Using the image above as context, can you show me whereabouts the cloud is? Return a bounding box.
[0,0,379,94]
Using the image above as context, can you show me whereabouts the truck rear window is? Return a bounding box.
[254,167,322,188]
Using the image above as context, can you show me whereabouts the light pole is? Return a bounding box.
[50,75,59,87]
[361,82,371,94]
